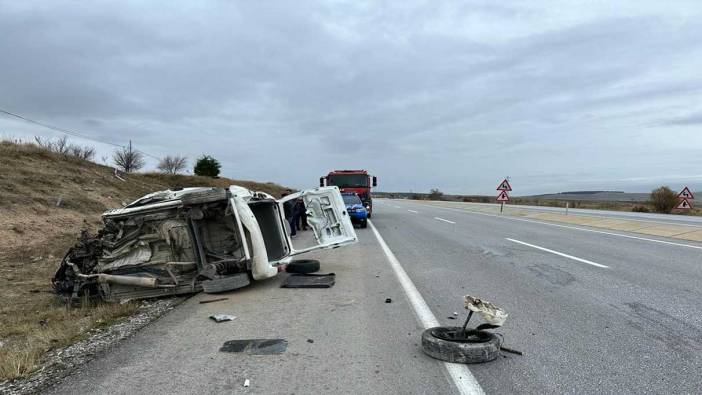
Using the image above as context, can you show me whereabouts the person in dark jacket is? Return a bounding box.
[296,198,308,230]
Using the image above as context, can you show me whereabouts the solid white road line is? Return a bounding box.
[506,238,610,268]
[393,205,401,209]
[408,209,418,213]
[434,217,456,224]
[369,220,485,395]
[416,203,702,250]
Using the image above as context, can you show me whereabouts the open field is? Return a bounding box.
[0,140,288,381]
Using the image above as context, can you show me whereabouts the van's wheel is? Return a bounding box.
[360,219,368,228]
[421,327,501,364]
[202,273,251,293]
[285,259,320,274]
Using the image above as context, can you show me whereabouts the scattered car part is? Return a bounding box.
[285,259,320,274]
[220,339,288,355]
[464,295,508,327]
[421,326,501,364]
[244,379,250,387]
[202,273,251,293]
[385,298,392,303]
[209,314,236,323]
[199,297,229,304]
[422,295,508,364]
[281,273,335,288]
[500,346,523,355]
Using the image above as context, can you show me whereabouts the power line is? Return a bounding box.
[0,108,161,160]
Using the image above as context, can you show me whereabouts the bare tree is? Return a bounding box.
[113,140,145,173]
[157,155,188,175]
[34,135,95,160]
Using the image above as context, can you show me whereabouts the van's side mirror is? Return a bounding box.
[319,177,325,187]
[372,176,377,187]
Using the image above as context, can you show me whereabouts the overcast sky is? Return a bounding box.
[1,1,701,195]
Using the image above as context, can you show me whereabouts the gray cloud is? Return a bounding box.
[1,1,702,195]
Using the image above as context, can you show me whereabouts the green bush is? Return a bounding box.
[650,186,678,213]
[194,155,221,177]
[428,188,443,201]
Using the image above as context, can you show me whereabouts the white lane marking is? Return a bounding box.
[434,217,456,224]
[393,205,401,209]
[415,203,702,250]
[506,238,609,268]
[369,220,484,395]
[408,209,418,213]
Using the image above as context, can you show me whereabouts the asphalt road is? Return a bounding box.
[47,199,702,394]
[372,199,702,394]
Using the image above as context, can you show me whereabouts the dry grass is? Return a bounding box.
[0,139,289,380]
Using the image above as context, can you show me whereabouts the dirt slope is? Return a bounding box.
[0,140,289,380]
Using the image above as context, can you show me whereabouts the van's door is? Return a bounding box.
[277,186,357,256]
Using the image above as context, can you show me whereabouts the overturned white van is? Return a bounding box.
[53,185,357,302]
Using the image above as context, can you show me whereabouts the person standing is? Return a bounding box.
[297,198,308,230]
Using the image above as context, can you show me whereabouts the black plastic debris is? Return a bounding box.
[282,273,335,288]
[220,339,288,355]
[385,298,392,303]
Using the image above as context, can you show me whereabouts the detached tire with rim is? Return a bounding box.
[285,259,320,274]
[421,326,501,364]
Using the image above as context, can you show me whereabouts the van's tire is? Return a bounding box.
[202,273,251,293]
[421,326,501,364]
[360,219,368,228]
[285,259,320,274]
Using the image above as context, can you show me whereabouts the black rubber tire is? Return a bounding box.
[202,273,251,293]
[367,211,372,219]
[421,326,501,364]
[360,219,368,228]
[285,259,320,274]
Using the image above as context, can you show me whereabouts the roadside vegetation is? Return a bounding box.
[194,154,221,177]
[0,138,287,381]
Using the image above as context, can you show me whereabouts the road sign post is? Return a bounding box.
[676,186,694,210]
[496,179,511,213]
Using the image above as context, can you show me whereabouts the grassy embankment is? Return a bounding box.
[0,140,287,380]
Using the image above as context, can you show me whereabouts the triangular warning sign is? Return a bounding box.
[496,191,510,202]
[678,187,694,200]
[496,179,512,191]
[675,198,692,209]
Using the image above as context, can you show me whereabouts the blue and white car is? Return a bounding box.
[342,192,368,228]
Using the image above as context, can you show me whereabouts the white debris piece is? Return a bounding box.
[464,295,508,327]
[209,314,236,323]
[244,379,250,387]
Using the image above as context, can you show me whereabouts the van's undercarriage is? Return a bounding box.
[53,192,249,303]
